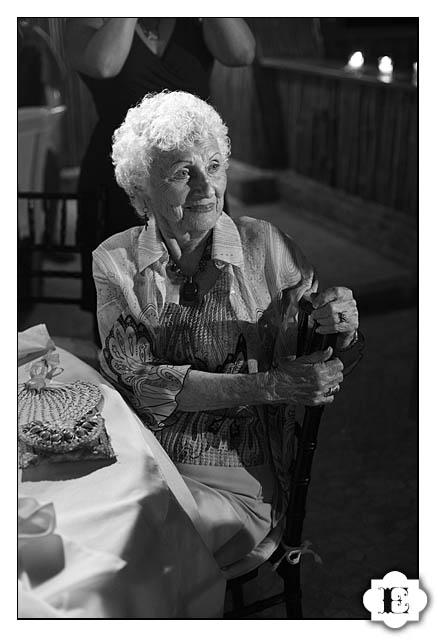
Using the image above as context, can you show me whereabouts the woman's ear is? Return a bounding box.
[127,192,148,224]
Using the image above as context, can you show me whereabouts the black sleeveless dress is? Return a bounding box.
[78,18,214,311]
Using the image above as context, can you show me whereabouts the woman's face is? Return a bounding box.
[146,138,227,237]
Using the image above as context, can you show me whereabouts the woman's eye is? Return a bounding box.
[208,162,220,174]
[172,169,190,180]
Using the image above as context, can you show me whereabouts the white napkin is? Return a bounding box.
[18,497,64,587]
[19,497,57,538]
[18,323,56,366]
[18,580,66,618]
[30,536,127,617]
[18,537,127,618]
[18,496,126,618]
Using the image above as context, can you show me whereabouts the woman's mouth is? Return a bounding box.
[183,203,216,213]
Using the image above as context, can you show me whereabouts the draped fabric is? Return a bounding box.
[18,343,226,618]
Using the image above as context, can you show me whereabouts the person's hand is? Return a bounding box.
[310,287,359,349]
[266,347,344,406]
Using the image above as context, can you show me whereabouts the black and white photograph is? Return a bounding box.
[16,9,423,628]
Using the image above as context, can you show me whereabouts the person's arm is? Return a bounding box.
[64,17,138,78]
[178,347,343,412]
[93,253,343,430]
[202,18,255,66]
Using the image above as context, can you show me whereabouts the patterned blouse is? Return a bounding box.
[156,270,269,468]
[93,212,318,521]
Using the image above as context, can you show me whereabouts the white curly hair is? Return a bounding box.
[111,90,231,215]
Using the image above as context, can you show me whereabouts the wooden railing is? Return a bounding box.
[211,57,417,217]
[23,18,417,218]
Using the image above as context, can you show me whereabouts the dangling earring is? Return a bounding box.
[143,203,150,230]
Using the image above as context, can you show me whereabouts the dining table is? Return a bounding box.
[18,325,226,619]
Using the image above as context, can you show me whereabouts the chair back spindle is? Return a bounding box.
[27,198,36,245]
[59,197,67,247]
[279,300,337,618]
[18,191,108,305]
[225,297,339,619]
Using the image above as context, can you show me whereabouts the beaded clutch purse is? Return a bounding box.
[18,353,104,455]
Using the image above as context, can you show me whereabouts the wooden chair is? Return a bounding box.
[223,299,339,619]
[18,190,108,366]
[18,190,107,305]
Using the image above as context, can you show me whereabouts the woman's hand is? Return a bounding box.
[310,287,359,349]
[266,347,344,407]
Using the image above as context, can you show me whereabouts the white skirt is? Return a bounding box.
[176,463,276,568]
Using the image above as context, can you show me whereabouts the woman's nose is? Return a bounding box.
[191,171,214,198]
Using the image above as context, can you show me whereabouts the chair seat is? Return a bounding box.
[221,520,284,580]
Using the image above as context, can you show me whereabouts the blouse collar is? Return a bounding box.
[137,211,244,272]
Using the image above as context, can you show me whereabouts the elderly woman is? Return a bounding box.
[93,91,362,568]
[65,18,255,316]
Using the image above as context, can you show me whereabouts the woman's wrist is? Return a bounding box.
[258,369,297,405]
[336,329,359,351]
[257,371,276,404]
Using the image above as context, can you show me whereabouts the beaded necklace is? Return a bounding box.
[165,234,213,305]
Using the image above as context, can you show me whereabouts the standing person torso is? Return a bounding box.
[79,18,214,217]
[82,18,214,124]
[70,18,215,311]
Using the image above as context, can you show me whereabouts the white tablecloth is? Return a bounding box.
[18,338,225,618]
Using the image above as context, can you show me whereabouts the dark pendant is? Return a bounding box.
[181,280,199,304]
